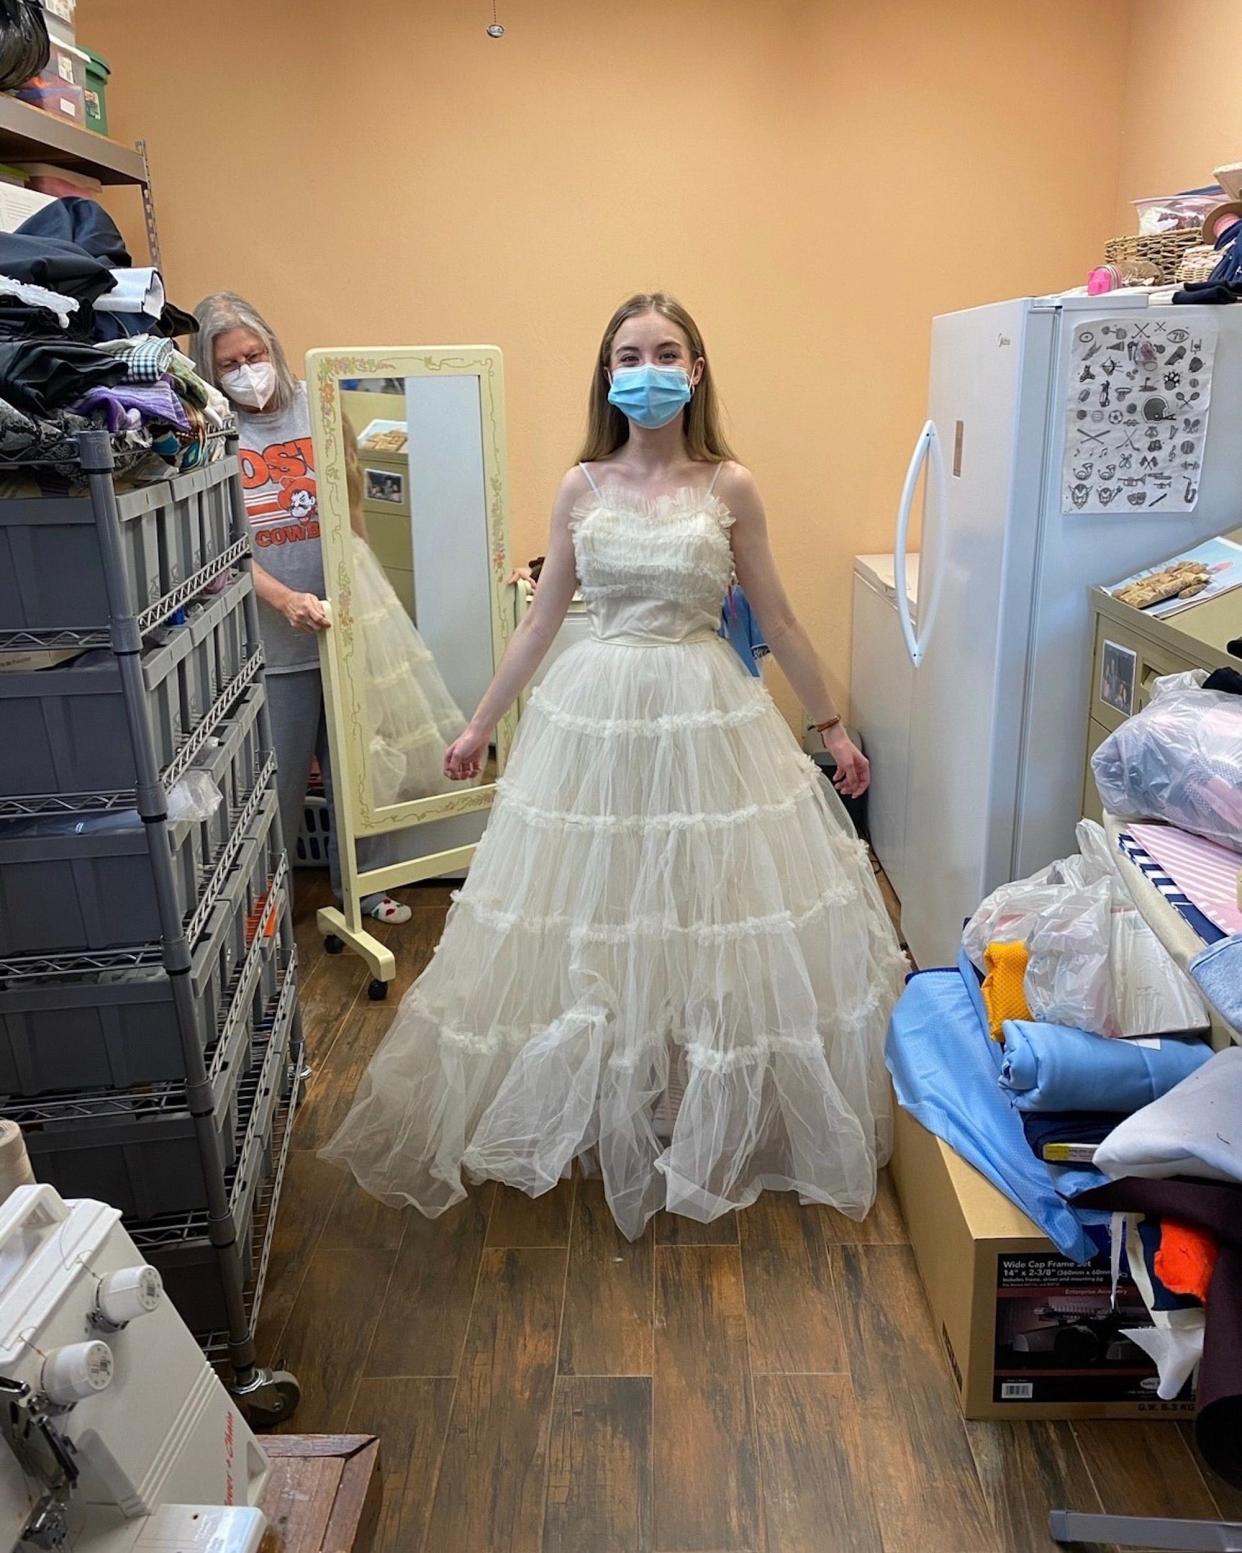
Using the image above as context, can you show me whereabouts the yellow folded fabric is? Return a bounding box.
[981,941,1031,1042]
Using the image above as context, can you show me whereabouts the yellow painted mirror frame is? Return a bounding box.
[306,345,519,990]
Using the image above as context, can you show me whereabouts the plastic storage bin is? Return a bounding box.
[140,990,296,1332]
[179,577,252,732]
[238,795,280,939]
[0,490,163,630]
[43,38,88,90]
[40,0,75,45]
[146,1175,260,1335]
[168,481,205,581]
[82,47,110,134]
[178,611,213,731]
[17,1082,240,1220]
[0,813,201,956]
[227,696,264,818]
[0,627,192,797]
[156,463,241,592]
[214,592,249,690]
[199,472,233,568]
[254,939,280,1026]
[0,896,238,1094]
[1133,189,1223,236]
[157,500,198,594]
[15,81,85,124]
[216,867,250,992]
[193,687,263,864]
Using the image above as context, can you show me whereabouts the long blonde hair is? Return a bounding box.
[576,292,737,464]
[341,412,364,520]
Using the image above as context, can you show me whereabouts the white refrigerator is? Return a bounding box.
[894,293,1242,971]
[851,553,919,904]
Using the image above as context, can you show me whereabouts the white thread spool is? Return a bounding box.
[0,1120,35,1201]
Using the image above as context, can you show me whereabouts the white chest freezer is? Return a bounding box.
[850,553,920,904]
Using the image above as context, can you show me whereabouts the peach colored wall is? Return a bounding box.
[1115,2,1242,222]
[83,0,1129,723]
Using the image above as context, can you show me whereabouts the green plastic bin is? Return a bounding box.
[82,47,110,135]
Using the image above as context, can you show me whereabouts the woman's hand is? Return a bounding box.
[823,726,870,798]
[280,591,331,633]
[444,722,492,782]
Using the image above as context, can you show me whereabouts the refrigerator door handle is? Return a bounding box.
[894,419,945,668]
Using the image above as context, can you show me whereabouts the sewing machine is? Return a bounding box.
[0,1186,268,1551]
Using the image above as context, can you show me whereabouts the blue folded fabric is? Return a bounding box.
[999,1020,1213,1114]
[1190,935,1242,1033]
[886,965,1104,1263]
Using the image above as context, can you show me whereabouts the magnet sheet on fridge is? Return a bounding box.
[1061,315,1218,515]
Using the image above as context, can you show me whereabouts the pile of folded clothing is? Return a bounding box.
[886,807,1241,1485]
[0,196,229,485]
[1078,1049,1242,1489]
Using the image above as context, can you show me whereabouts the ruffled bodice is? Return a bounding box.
[571,484,734,645]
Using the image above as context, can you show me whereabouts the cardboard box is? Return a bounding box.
[889,1099,1196,1422]
[0,646,85,673]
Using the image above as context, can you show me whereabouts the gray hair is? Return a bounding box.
[191,291,299,415]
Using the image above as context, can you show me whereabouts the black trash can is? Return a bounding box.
[809,726,870,843]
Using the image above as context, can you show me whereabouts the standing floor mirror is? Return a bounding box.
[306,346,518,997]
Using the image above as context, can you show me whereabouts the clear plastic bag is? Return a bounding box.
[165,769,223,822]
[1091,672,1242,853]
[963,821,1208,1037]
[1133,190,1223,236]
[1023,873,1116,1035]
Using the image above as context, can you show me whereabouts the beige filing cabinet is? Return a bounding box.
[342,388,416,621]
[358,448,414,619]
[1082,580,1242,824]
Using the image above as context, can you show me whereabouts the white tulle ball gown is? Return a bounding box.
[352,538,467,805]
[321,470,909,1239]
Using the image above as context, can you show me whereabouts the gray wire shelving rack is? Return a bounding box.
[0,429,303,1425]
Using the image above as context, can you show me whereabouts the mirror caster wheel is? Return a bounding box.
[233,1367,301,1427]
[368,978,389,1002]
[324,934,344,955]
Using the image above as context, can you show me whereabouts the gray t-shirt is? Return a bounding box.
[237,383,324,674]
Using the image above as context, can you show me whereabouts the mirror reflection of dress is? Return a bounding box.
[323,471,908,1240]
[353,538,467,805]
[341,412,468,805]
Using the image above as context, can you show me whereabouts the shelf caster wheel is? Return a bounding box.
[368,978,389,1002]
[233,1367,301,1427]
[324,934,344,955]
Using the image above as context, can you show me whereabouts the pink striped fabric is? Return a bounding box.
[1130,822,1242,937]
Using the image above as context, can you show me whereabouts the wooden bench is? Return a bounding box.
[258,1434,382,1552]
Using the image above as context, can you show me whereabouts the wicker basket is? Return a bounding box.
[1176,243,1223,285]
[1104,229,1201,284]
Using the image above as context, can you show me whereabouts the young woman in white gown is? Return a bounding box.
[322,293,908,1238]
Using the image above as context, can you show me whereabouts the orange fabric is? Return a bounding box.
[1156,1219,1219,1304]
[981,941,1032,1042]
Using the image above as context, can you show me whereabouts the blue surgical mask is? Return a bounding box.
[608,364,693,429]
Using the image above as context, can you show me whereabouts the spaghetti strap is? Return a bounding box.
[707,460,727,495]
[579,462,601,495]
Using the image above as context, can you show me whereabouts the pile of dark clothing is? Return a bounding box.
[1174,210,1242,305]
[0,197,228,483]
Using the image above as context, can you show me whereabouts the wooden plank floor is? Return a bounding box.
[262,871,1234,1553]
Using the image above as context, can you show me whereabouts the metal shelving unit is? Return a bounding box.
[0,430,303,1425]
[0,95,160,263]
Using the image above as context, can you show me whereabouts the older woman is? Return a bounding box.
[193,291,410,924]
